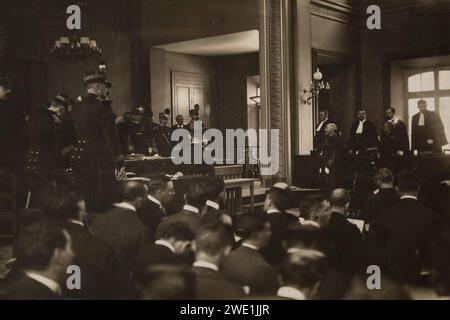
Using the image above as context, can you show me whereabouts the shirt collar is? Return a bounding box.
[359,119,366,124]
[401,195,418,201]
[26,272,61,295]
[193,261,219,272]
[183,204,199,214]
[277,286,306,300]
[155,239,175,253]
[242,242,259,251]
[299,219,320,228]
[148,194,162,209]
[267,208,282,214]
[206,200,220,210]
[113,202,137,212]
[68,219,85,227]
[389,118,398,124]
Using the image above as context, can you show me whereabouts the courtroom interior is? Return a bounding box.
[0,0,449,300]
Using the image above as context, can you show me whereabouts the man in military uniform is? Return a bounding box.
[154,111,172,157]
[25,93,73,207]
[0,75,26,174]
[142,109,159,155]
[71,71,124,212]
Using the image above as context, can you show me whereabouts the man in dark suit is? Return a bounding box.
[322,189,365,274]
[200,177,232,226]
[222,213,278,295]
[347,109,379,154]
[192,223,245,299]
[71,70,124,212]
[138,175,175,241]
[0,222,74,300]
[89,180,148,295]
[314,109,332,150]
[411,99,448,153]
[262,183,300,266]
[361,168,399,224]
[133,220,195,280]
[381,107,409,155]
[43,181,118,299]
[277,250,326,300]
[369,170,446,285]
[163,180,207,234]
[172,114,187,133]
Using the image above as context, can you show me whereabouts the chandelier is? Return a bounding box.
[302,68,331,105]
[50,35,102,61]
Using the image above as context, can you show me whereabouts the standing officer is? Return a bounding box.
[347,109,379,155]
[314,109,331,151]
[71,70,124,212]
[154,110,172,157]
[411,99,447,153]
[0,75,26,174]
[381,107,409,156]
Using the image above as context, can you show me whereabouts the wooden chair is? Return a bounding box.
[215,165,257,215]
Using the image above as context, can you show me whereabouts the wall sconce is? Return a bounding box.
[302,68,331,105]
[249,86,261,106]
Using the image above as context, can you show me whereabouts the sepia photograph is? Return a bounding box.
[0,0,449,305]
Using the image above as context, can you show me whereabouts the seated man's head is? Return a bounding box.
[282,224,322,252]
[264,182,292,213]
[279,249,326,299]
[136,265,196,300]
[329,188,351,217]
[17,222,73,281]
[235,212,272,249]
[147,175,175,208]
[193,222,234,266]
[202,177,224,203]
[395,170,421,197]
[119,180,147,208]
[373,168,394,189]
[299,194,330,227]
[44,183,86,223]
[185,181,208,211]
[155,220,195,255]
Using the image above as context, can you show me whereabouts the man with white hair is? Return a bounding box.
[319,123,343,190]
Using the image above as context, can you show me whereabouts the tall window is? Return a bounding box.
[406,68,450,151]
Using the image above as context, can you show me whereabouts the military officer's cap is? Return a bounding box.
[83,70,112,88]
[159,112,169,121]
[53,92,70,107]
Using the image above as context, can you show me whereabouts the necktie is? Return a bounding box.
[356,121,364,134]
[419,113,425,126]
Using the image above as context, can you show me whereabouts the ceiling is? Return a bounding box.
[153,30,259,57]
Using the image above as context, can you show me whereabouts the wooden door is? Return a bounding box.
[171,71,209,127]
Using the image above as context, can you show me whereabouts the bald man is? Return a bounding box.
[322,189,365,273]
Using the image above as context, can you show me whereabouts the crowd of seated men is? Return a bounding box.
[0,168,449,300]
